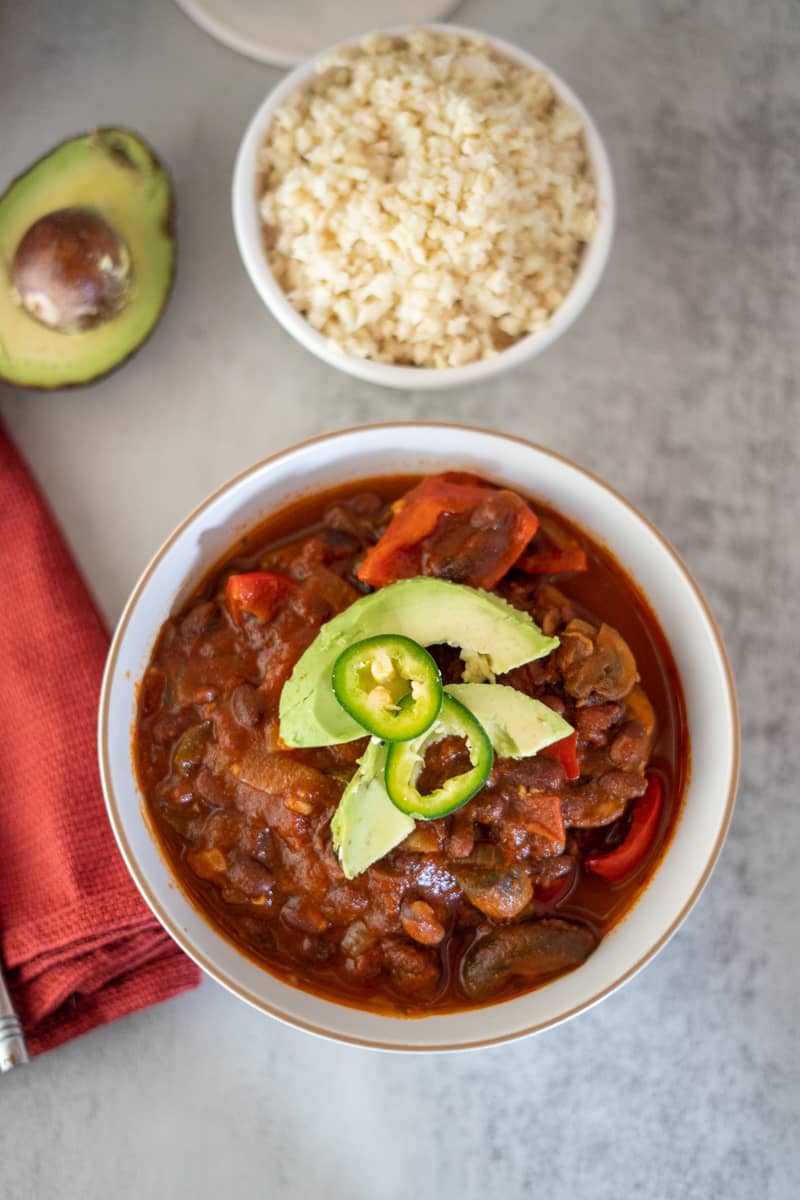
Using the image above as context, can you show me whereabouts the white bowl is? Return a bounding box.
[231,25,615,390]
[99,424,738,1051]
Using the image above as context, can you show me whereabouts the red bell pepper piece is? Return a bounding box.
[541,731,580,781]
[517,513,588,576]
[517,544,588,575]
[357,474,538,590]
[224,571,293,626]
[585,774,663,882]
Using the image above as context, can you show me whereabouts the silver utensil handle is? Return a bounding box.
[0,1013,29,1071]
[0,966,29,1071]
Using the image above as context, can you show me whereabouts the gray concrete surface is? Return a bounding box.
[1,1,798,1197]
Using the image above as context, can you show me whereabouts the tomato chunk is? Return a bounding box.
[585,775,663,881]
[224,571,293,626]
[357,474,538,590]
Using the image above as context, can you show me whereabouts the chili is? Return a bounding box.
[134,474,688,1016]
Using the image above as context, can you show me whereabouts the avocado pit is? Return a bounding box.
[12,206,131,333]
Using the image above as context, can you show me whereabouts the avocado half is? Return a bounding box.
[0,128,175,389]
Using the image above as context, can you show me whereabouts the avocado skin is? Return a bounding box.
[0,128,176,390]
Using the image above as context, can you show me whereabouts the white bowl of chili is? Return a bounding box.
[99,423,739,1051]
[231,25,615,389]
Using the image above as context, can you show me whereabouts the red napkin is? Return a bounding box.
[0,424,200,1056]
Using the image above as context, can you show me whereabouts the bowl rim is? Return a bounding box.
[98,422,740,1051]
[231,22,616,390]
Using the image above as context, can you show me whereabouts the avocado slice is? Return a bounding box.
[445,684,573,758]
[0,129,174,388]
[331,739,414,880]
[279,577,559,747]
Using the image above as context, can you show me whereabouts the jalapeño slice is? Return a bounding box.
[384,695,494,819]
[332,634,443,742]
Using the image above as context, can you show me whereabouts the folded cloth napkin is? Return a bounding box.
[0,424,200,1056]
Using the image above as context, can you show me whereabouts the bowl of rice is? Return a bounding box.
[232,25,615,390]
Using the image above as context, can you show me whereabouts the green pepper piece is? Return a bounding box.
[384,695,493,819]
[332,634,443,742]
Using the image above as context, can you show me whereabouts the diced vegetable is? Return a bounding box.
[385,695,493,819]
[541,730,580,781]
[357,474,539,589]
[224,571,292,626]
[515,793,566,849]
[518,545,588,575]
[332,634,442,741]
[460,919,596,999]
[562,623,638,702]
[585,774,663,881]
[517,516,588,576]
[451,861,533,920]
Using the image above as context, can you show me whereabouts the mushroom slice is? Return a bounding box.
[624,684,656,739]
[564,623,638,702]
[452,862,533,921]
[461,919,596,999]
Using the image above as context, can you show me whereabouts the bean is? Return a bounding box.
[231,682,262,728]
